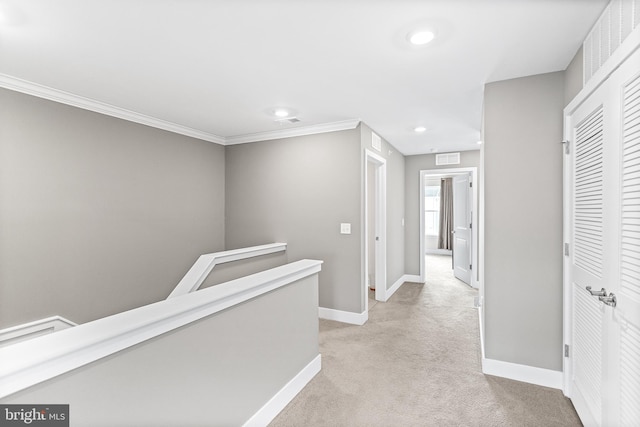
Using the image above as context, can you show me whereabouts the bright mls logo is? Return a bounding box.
[0,405,68,426]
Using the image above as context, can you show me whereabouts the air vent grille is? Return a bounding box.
[435,152,460,166]
[584,0,640,84]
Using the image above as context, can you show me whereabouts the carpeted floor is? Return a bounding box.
[270,255,581,426]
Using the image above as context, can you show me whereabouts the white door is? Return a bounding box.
[566,46,640,426]
[453,174,471,284]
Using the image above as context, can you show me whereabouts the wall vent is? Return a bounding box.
[435,152,461,166]
[583,0,640,85]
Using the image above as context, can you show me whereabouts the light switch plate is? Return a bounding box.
[340,223,351,234]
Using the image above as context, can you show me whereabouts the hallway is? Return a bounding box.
[271,255,580,426]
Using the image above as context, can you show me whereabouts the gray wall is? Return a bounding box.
[564,46,584,106]
[483,72,564,371]
[404,151,480,276]
[225,129,362,313]
[360,124,406,293]
[1,273,320,426]
[0,88,225,328]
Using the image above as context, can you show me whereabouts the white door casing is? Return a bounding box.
[419,167,478,289]
[364,150,386,308]
[453,174,472,285]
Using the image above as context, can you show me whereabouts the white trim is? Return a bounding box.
[363,150,387,307]
[404,274,423,283]
[225,120,361,145]
[0,260,323,399]
[243,354,321,427]
[419,167,479,290]
[0,73,361,147]
[168,243,287,298]
[318,307,368,326]
[0,73,226,144]
[482,358,563,390]
[381,274,408,302]
[425,249,452,256]
[0,316,77,348]
[477,304,485,360]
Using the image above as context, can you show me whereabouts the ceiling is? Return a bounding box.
[0,0,608,155]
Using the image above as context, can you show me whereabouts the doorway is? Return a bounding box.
[420,167,478,289]
[364,150,386,312]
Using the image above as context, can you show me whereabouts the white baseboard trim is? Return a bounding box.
[318,307,367,325]
[482,358,563,390]
[477,305,485,360]
[382,274,410,302]
[404,274,423,283]
[244,354,321,427]
[425,249,452,255]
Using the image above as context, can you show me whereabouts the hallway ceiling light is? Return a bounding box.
[408,30,435,45]
[274,109,290,118]
[414,126,427,133]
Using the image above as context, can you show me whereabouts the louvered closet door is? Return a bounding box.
[614,49,640,427]
[567,46,640,427]
[568,78,613,427]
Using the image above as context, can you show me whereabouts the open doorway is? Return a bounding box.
[420,167,478,289]
[364,150,386,312]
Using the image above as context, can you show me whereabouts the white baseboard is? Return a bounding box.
[243,354,321,427]
[318,307,367,325]
[425,249,452,255]
[477,305,485,360]
[404,274,423,283]
[482,358,563,390]
[382,274,410,302]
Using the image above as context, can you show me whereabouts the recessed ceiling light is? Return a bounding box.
[414,126,427,133]
[274,109,290,118]
[408,30,435,46]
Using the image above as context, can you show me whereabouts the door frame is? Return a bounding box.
[561,22,640,400]
[419,167,478,289]
[364,150,387,312]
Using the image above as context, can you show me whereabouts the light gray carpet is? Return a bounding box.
[270,255,581,426]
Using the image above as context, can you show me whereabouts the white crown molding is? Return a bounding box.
[0,74,361,146]
[0,73,227,144]
[223,119,362,145]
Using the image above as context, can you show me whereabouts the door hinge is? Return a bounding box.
[562,140,570,155]
[564,243,569,256]
[469,264,472,270]
[469,182,473,188]
[564,344,570,357]
[469,222,472,229]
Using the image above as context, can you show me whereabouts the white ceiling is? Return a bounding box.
[0,0,607,155]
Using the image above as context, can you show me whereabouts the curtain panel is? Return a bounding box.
[438,178,453,250]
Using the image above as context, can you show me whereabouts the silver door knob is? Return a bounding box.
[586,286,607,297]
[599,293,617,307]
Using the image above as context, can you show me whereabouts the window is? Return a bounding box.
[425,185,440,236]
